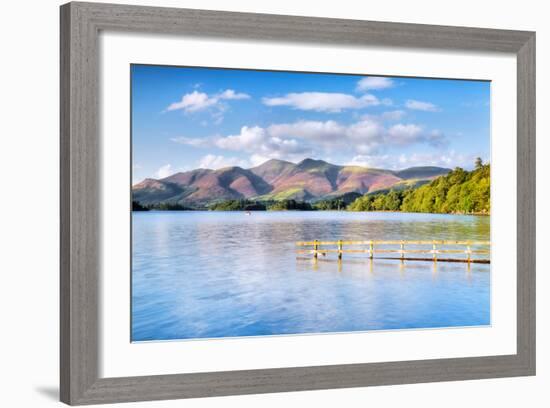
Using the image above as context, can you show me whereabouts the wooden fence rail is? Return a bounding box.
[296,240,490,264]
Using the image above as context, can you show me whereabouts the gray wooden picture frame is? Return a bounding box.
[60,1,536,405]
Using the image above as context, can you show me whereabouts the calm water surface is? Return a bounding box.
[132,211,490,341]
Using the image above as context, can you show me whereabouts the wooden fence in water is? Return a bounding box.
[296,240,491,264]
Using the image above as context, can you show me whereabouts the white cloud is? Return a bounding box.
[347,119,385,142]
[268,120,345,142]
[197,154,249,170]
[166,91,217,113]
[154,164,174,179]
[356,77,395,92]
[267,118,443,153]
[268,119,385,155]
[165,89,250,114]
[264,137,309,155]
[213,126,312,164]
[216,126,267,151]
[262,92,380,112]
[168,115,448,168]
[209,116,447,165]
[387,124,423,144]
[218,89,250,100]
[405,99,440,112]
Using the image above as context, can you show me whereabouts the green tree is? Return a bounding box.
[384,190,401,211]
[475,157,483,169]
[132,201,149,211]
[210,199,266,211]
[348,163,490,215]
[267,200,313,211]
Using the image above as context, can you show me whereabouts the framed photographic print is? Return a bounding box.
[60,2,536,405]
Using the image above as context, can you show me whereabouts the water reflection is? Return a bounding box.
[132,211,490,341]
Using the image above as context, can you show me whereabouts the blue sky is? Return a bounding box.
[132,64,490,183]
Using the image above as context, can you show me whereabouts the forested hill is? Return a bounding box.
[348,161,490,215]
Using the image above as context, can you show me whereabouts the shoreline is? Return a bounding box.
[133,209,490,216]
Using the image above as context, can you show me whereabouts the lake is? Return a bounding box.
[132,211,490,341]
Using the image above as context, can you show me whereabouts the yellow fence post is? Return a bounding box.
[432,241,437,262]
[369,241,374,260]
[467,241,471,263]
[338,240,343,260]
[313,240,318,259]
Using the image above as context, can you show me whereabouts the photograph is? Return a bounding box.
[131,64,491,342]
[0,0,540,405]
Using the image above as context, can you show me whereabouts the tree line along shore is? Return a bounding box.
[133,160,490,216]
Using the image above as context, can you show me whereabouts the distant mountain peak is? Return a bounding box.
[214,165,243,172]
[133,158,453,208]
[264,158,292,165]
[251,158,294,169]
[298,158,327,166]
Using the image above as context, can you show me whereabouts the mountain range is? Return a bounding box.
[132,158,451,208]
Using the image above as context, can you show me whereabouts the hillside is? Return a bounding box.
[132,179,186,205]
[132,158,450,209]
[133,166,271,207]
[348,163,490,214]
